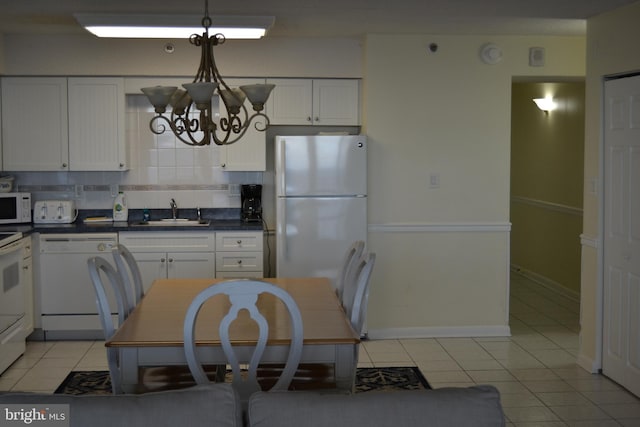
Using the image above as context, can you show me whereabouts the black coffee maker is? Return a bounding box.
[241,184,262,222]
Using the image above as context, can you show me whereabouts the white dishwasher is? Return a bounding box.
[38,233,117,339]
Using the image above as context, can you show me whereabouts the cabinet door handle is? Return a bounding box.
[237,260,242,265]
[161,258,166,263]
[314,116,319,122]
[237,240,242,245]
[168,258,174,263]
[307,116,312,122]
[62,163,68,168]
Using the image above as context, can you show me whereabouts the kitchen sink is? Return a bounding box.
[133,219,210,226]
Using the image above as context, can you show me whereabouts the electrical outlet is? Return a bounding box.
[74,184,84,198]
[228,184,240,196]
[429,173,440,189]
[110,184,119,197]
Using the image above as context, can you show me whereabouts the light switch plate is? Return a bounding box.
[429,173,440,189]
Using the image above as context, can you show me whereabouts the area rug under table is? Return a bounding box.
[54,367,430,395]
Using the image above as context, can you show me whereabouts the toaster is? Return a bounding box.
[33,200,77,224]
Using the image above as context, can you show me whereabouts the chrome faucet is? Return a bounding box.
[170,198,178,219]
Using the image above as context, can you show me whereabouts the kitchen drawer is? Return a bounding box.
[119,231,216,252]
[215,232,263,251]
[215,271,263,279]
[215,252,263,272]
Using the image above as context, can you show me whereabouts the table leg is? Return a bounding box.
[334,343,357,392]
[118,347,139,393]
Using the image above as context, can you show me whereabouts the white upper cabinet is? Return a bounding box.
[124,77,266,171]
[217,78,267,171]
[2,77,69,171]
[266,79,360,126]
[1,77,127,171]
[266,79,313,125]
[68,78,127,171]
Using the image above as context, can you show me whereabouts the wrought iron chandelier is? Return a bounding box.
[141,0,274,146]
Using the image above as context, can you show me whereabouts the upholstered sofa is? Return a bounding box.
[0,383,505,427]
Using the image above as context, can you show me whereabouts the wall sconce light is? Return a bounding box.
[532,97,558,113]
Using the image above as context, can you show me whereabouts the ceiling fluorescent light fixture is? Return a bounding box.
[74,13,274,39]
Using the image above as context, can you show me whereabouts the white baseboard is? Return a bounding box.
[511,264,580,303]
[577,353,600,374]
[367,325,511,340]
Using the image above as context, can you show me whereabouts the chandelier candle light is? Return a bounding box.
[141,0,274,146]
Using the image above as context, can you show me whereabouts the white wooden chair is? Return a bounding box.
[87,256,130,394]
[88,256,215,394]
[183,279,303,404]
[348,252,376,336]
[111,244,144,314]
[336,240,365,301]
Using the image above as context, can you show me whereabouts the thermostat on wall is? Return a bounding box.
[529,47,545,67]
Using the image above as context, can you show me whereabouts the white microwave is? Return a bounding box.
[0,193,31,224]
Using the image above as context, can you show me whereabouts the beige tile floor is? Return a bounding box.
[1,273,639,426]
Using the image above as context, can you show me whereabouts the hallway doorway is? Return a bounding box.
[509,79,585,330]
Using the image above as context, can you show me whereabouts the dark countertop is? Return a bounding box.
[0,208,263,235]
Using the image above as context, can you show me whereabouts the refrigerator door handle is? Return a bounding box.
[277,141,287,196]
[280,201,288,261]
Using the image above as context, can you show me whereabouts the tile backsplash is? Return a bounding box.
[12,94,263,210]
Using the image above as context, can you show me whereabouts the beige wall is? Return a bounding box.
[0,30,586,338]
[1,34,362,77]
[511,81,584,296]
[362,34,585,337]
[580,1,640,371]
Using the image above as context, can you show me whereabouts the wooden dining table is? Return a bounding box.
[105,277,361,393]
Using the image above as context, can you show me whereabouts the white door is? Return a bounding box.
[603,74,640,397]
[217,78,267,171]
[166,252,215,279]
[276,135,367,197]
[276,196,367,285]
[68,77,126,171]
[132,252,167,291]
[313,79,360,126]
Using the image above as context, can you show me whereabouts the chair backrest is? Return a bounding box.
[336,240,365,301]
[112,244,144,314]
[349,252,376,336]
[183,279,304,402]
[87,256,129,394]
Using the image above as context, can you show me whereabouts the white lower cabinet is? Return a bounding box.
[215,231,264,278]
[118,231,216,290]
[118,230,264,286]
[133,251,216,289]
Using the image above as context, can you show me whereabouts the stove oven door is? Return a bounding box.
[0,239,25,335]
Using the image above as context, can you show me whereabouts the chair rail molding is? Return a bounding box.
[511,196,583,216]
[580,234,598,248]
[368,222,511,233]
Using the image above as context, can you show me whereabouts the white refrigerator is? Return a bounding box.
[275,135,367,288]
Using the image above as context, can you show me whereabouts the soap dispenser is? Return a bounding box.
[113,191,128,221]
